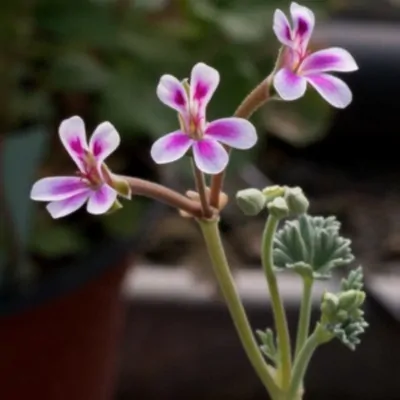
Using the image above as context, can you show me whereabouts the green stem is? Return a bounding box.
[261,215,292,390]
[288,330,321,400]
[198,219,281,400]
[294,277,314,358]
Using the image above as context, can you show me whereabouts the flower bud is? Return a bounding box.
[321,292,339,317]
[338,290,366,312]
[285,186,309,215]
[236,188,266,216]
[262,185,286,204]
[267,196,289,219]
[336,309,349,322]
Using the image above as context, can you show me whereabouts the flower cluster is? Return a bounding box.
[30,2,358,219]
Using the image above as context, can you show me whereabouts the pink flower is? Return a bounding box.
[151,62,257,175]
[272,2,358,108]
[30,116,123,219]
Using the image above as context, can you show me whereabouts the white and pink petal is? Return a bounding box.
[156,74,188,116]
[46,191,90,219]
[273,68,307,101]
[59,116,88,171]
[150,130,193,164]
[86,184,117,215]
[89,121,120,166]
[30,176,89,202]
[273,9,293,46]
[306,73,352,109]
[190,63,220,117]
[290,2,315,48]
[300,47,358,75]
[205,118,257,150]
[192,138,229,175]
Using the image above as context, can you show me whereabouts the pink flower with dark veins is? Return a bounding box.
[273,2,358,108]
[151,62,257,175]
[30,116,127,219]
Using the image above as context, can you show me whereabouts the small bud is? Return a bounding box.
[262,185,286,203]
[267,196,289,219]
[284,186,309,215]
[336,309,349,322]
[321,292,339,316]
[338,290,366,312]
[236,188,266,216]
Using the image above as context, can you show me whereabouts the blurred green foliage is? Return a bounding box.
[0,0,331,137]
[0,0,335,287]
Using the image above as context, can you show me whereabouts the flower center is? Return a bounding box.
[291,46,310,74]
[77,151,103,189]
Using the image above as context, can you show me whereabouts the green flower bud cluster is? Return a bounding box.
[235,185,309,217]
[319,268,368,350]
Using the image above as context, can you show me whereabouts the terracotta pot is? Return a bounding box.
[0,244,131,400]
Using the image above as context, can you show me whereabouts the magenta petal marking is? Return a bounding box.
[156,74,188,116]
[205,118,257,150]
[300,47,358,75]
[59,116,88,171]
[86,184,117,215]
[89,121,120,166]
[273,9,293,46]
[306,73,352,109]
[150,130,193,164]
[190,63,220,116]
[46,191,90,219]
[290,2,315,47]
[30,176,89,202]
[192,138,228,175]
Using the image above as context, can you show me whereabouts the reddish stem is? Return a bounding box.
[209,77,272,209]
[122,176,205,219]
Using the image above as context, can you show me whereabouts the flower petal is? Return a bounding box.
[205,118,257,150]
[301,47,358,75]
[150,130,193,164]
[273,9,293,46]
[59,116,88,171]
[89,121,120,166]
[190,62,220,117]
[156,74,188,116]
[30,176,89,201]
[306,73,352,109]
[273,68,307,101]
[86,184,117,215]
[46,191,90,219]
[192,138,229,175]
[290,2,315,48]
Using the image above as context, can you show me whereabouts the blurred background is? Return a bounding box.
[1,0,400,399]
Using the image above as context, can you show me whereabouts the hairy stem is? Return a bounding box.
[209,77,272,209]
[261,215,292,390]
[122,176,203,218]
[295,277,314,359]
[199,219,281,400]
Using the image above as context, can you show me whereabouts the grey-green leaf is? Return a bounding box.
[273,214,354,279]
